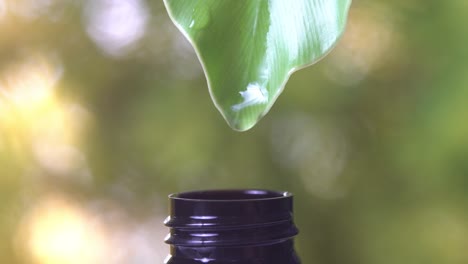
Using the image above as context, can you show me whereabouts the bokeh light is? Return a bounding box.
[0,0,6,20]
[31,103,91,179]
[0,54,61,116]
[17,194,107,264]
[324,3,401,85]
[8,0,65,19]
[84,0,150,57]
[271,114,349,199]
[0,53,91,181]
[16,194,168,264]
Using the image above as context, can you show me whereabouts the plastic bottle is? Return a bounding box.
[164,189,300,263]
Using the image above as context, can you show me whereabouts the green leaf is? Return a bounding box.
[164,0,352,131]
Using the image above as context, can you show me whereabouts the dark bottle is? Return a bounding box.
[164,189,300,264]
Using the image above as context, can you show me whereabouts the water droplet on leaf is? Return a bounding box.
[188,6,210,30]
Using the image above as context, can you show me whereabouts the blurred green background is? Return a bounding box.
[0,0,467,263]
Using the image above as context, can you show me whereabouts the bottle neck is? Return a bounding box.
[166,239,300,264]
[164,190,300,264]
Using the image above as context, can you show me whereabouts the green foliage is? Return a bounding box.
[1,1,468,263]
[164,0,352,131]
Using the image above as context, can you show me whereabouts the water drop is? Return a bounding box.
[231,83,269,112]
[188,6,211,30]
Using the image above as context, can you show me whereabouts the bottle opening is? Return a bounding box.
[172,189,289,201]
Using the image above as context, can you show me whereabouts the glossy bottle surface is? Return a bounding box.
[164,189,300,264]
